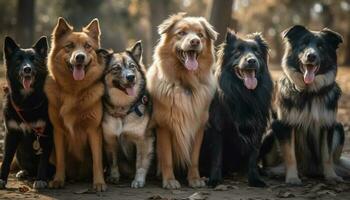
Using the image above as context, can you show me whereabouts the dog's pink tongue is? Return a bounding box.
[22,78,32,90]
[185,52,198,71]
[126,86,136,96]
[243,71,257,90]
[73,66,85,81]
[303,66,316,84]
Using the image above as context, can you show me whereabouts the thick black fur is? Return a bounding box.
[260,25,345,183]
[200,30,273,187]
[0,37,53,189]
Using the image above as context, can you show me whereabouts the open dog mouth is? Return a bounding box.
[235,68,258,90]
[21,75,33,90]
[300,64,319,84]
[112,80,137,96]
[67,61,91,81]
[177,49,200,71]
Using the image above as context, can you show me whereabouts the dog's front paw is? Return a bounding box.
[131,179,145,188]
[285,176,302,186]
[162,179,181,189]
[16,170,29,180]
[0,179,6,189]
[248,176,267,187]
[208,170,223,187]
[325,175,343,184]
[106,167,120,184]
[188,178,206,188]
[33,180,48,189]
[49,179,65,189]
[93,182,107,192]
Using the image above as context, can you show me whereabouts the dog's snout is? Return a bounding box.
[23,66,32,74]
[307,53,316,62]
[75,54,85,63]
[126,74,135,82]
[247,58,257,65]
[190,38,200,47]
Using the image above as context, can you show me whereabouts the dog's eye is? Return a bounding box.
[178,31,187,36]
[29,55,35,61]
[252,46,258,52]
[129,63,136,69]
[84,43,92,49]
[197,33,204,38]
[65,43,74,50]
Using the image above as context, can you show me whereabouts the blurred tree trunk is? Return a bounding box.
[16,0,35,46]
[149,0,171,47]
[344,32,350,65]
[207,0,234,45]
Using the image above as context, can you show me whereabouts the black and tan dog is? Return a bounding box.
[260,25,350,185]
[0,36,53,189]
[200,30,273,187]
[97,41,154,188]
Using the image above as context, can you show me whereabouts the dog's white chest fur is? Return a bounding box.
[6,119,46,133]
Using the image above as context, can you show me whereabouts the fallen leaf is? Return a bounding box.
[74,188,96,194]
[309,183,326,193]
[183,192,209,200]
[18,185,30,193]
[276,191,295,198]
[214,184,229,191]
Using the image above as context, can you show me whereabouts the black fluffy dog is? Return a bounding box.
[0,37,53,189]
[200,30,273,187]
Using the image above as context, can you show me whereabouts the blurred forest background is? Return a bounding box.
[0,0,349,66]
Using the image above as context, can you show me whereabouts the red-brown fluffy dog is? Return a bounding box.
[45,18,106,191]
[147,13,217,189]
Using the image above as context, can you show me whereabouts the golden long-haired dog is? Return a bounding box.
[44,18,106,191]
[147,13,217,189]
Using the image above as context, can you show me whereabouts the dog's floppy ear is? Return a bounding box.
[53,17,73,40]
[158,12,186,35]
[4,36,19,60]
[33,36,48,58]
[225,28,237,44]
[83,18,101,42]
[321,28,343,50]
[282,25,309,41]
[250,32,269,60]
[128,40,143,63]
[199,17,218,41]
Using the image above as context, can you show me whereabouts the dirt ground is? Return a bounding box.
[1,67,350,200]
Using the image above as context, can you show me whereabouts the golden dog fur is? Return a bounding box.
[44,18,106,191]
[147,13,217,189]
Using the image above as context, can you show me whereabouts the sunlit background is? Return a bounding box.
[0,0,349,65]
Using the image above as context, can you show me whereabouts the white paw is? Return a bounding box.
[163,179,181,189]
[33,180,48,189]
[131,179,145,188]
[188,178,206,188]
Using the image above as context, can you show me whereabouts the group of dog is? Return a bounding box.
[0,12,349,192]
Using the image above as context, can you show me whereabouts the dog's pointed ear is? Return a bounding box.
[225,28,237,44]
[158,12,186,35]
[321,28,343,50]
[96,48,113,63]
[4,36,19,60]
[199,17,218,41]
[33,36,48,58]
[53,17,73,40]
[128,40,143,63]
[251,32,269,59]
[282,25,309,41]
[83,18,101,42]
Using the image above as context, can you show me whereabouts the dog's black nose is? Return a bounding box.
[76,54,85,63]
[126,75,135,82]
[247,58,257,65]
[190,38,200,46]
[23,66,31,74]
[307,53,316,62]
